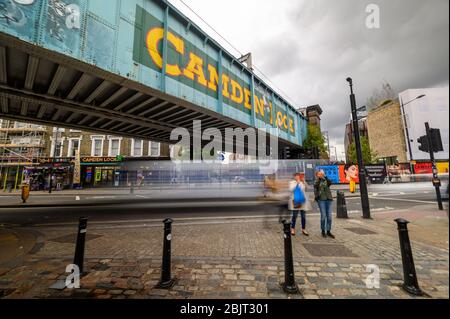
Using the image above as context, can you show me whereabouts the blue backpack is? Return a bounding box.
[293,184,306,207]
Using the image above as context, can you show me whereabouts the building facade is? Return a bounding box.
[344,117,368,163]
[0,120,170,191]
[367,100,408,164]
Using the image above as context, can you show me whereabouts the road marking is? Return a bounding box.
[369,196,436,204]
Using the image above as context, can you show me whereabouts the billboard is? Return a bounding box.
[316,164,360,184]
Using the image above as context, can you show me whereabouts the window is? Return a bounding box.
[149,141,160,157]
[132,139,143,157]
[108,138,121,157]
[52,127,65,132]
[90,136,104,157]
[68,139,81,157]
[92,140,103,157]
[51,139,64,157]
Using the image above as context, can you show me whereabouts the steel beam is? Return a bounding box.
[113,92,143,111]
[0,96,8,113]
[89,117,104,127]
[0,46,6,84]
[67,73,90,100]
[100,87,128,107]
[147,105,180,120]
[65,112,80,123]
[84,80,111,104]
[36,105,47,119]
[51,108,64,121]
[158,109,191,122]
[24,56,39,90]
[138,101,169,117]
[47,65,66,95]
[20,101,28,116]
[125,96,158,114]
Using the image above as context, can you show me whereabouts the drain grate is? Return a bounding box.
[49,233,103,244]
[302,243,358,257]
[345,227,378,235]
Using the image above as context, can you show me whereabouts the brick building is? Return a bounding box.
[367,100,408,164]
[1,120,170,190]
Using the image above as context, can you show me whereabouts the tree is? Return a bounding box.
[304,124,329,159]
[366,81,396,111]
[347,136,378,164]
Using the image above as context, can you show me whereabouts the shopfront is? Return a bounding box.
[80,157,125,188]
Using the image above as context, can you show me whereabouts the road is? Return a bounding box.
[0,182,447,227]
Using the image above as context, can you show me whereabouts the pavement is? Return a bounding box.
[0,200,448,299]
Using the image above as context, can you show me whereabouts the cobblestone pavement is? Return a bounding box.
[0,207,448,299]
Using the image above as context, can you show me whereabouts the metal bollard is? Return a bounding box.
[130,183,134,194]
[156,218,175,289]
[73,217,88,275]
[395,218,423,296]
[336,191,348,219]
[281,220,299,294]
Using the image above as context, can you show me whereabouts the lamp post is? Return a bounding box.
[400,94,426,164]
[346,78,371,219]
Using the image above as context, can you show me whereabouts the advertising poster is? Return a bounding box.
[437,162,449,174]
[414,162,433,174]
[365,165,388,183]
[73,149,81,184]
[315,165,339,184]
[339,164,360,184]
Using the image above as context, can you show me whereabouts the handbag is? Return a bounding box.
[293,184,306,208]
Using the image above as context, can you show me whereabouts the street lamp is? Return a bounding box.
[346,78,371,219]
[400,94,426,162]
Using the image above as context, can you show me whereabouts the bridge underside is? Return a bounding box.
[0,34,300,156]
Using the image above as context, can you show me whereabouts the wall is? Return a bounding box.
[367,101,408,163]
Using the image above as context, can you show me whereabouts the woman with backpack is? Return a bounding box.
[289,172,310,236]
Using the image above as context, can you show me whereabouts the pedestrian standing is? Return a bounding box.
[314,170,335,238]
[289,173,310,236]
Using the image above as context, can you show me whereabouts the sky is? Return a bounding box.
[168,0,449,161]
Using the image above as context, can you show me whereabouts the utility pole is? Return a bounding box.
[346,78,371,219]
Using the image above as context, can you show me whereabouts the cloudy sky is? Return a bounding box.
[169,0,449,160]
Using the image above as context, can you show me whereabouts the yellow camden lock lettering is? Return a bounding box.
[146,27,295,134]
[230,80,244,104]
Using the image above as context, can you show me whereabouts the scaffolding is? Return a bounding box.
[0,119,48,191]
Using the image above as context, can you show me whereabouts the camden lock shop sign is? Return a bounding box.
[80,156,124,164]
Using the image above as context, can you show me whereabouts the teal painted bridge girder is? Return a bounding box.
[0,0,308,147]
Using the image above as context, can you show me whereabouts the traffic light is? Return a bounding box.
[430,129,444,152]
[417,135,430,153]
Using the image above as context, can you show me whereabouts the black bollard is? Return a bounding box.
[395,218,423,296]
[336,191,348,219]
[281,220,299,294]
[73,217,88,275]
[130,183,134,194]
[156,218,175,289]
